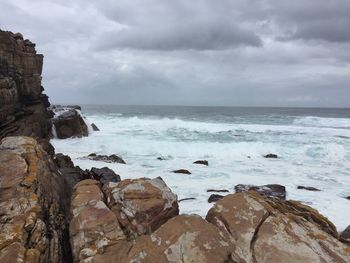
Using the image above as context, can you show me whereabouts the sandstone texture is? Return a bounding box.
[0,30,52,142]
[0,136,71,262]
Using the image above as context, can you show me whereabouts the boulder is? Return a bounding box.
[172,169,191,174]
[340,225,350,243]
[206,192,350,262]
[207,189,229,193]
[52,108,88,139]
[0,136,72,262]
[178,197,196,202]
[119,215,234,263]
[264,153,278,158]
[90,167,121,184]
[104,177,179,239]
[193,160,209,166]
[208,194,224,203]
[88,153,126,164]
[91,123,100,131]
[297,185,321,191]
[234,183,286,199]
[69,179,125,262]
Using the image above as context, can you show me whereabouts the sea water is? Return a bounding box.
[51,105,350,231]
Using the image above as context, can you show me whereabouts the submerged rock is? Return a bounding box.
[207,189,229,193]
[172,169,191,174]
[208,194,225,203]
[264,153,278,158]
[88,153,126,164]
[297,185,321,191]
[206,192,350,262]
[234,183,286,199]
[193,160,209,166]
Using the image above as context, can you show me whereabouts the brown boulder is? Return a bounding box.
[88,153,126,164]
[206,192,350,262]
[104,177,179,239]
[234,183,286,199]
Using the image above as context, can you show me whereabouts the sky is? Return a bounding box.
[1,0,350,107]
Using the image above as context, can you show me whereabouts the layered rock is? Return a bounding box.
[104,177,179,239]
[0,30,52,142]
[0,136,71,262]
[206,191,350,262]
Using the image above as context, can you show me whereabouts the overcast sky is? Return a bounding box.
[1,0,350,107]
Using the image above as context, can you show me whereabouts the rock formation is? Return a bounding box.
[234,183,286,199]
[0,30,52,143]
[0,137,71,262]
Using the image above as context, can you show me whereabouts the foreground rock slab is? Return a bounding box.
[104,177,179,239]
[206,192,350,262]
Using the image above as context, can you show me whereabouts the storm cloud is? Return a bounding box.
[0,0,349,107]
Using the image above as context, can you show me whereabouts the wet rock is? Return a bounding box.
[193,160,209,166]
[172,169,191,174]
[234,183,286,199]
[208,194,224,203]
[207,189,229,193]
[178,197,196,202]
[0,136,72,262]
[340,225,350,241]
[264,153,278,158]
[88,153,126,164]
[69,179,125,262]
[52,108,88,139]
[346,196,350,200]
[0,30,52,140]
[90,167,121,184]
[298,185,321,191]
[121,215,234,263]
[104,177,179,239]
[91,123,100,131]
[206,192,349,262]
[157,156,166,160]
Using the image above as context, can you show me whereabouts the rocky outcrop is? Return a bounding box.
[90,167,121,185]
[172,169,191,174]
[52,107,88,139]
[206,191,350,262]
[208,194,224,203]
[297,185,321,191]
[193,160,209,166]
[0,30,52,143]
[0,136,71,262]
[234,183,286,199]
[104,177,179,239]
[264,153,278,158]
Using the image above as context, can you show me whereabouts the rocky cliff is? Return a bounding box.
[0,30,52,142]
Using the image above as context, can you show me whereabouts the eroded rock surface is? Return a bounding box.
[104,177,179,239]
[0,136,71,262]
[206,192,350,263]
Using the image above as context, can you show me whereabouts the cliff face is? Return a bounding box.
[0,30,51,140]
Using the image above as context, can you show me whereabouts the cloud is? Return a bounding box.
[0,0,349,107]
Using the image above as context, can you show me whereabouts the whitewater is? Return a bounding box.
[51,105,350,231]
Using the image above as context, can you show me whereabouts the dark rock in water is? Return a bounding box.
[91,123,100,131]
[193,160,209,166]
[173,169,191,174]
[340,225,350,243]
[346,196,350,200]
[52,108,88,139]
[208,194,224,203]
[179,197,196,202]
[207,189,229,193]
[297,186,321,191]
[264,153,278,158]
[234,184,286,199]
[157,157,166,160]
[88,153,126,164]
[0,30,52,141]
[90,167,121,184]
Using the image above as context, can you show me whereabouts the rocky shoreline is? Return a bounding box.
[0,30,349,262]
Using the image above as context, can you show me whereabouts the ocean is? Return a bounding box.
[51,105,350,231]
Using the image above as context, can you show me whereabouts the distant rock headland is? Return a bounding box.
[0,30,349,262]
